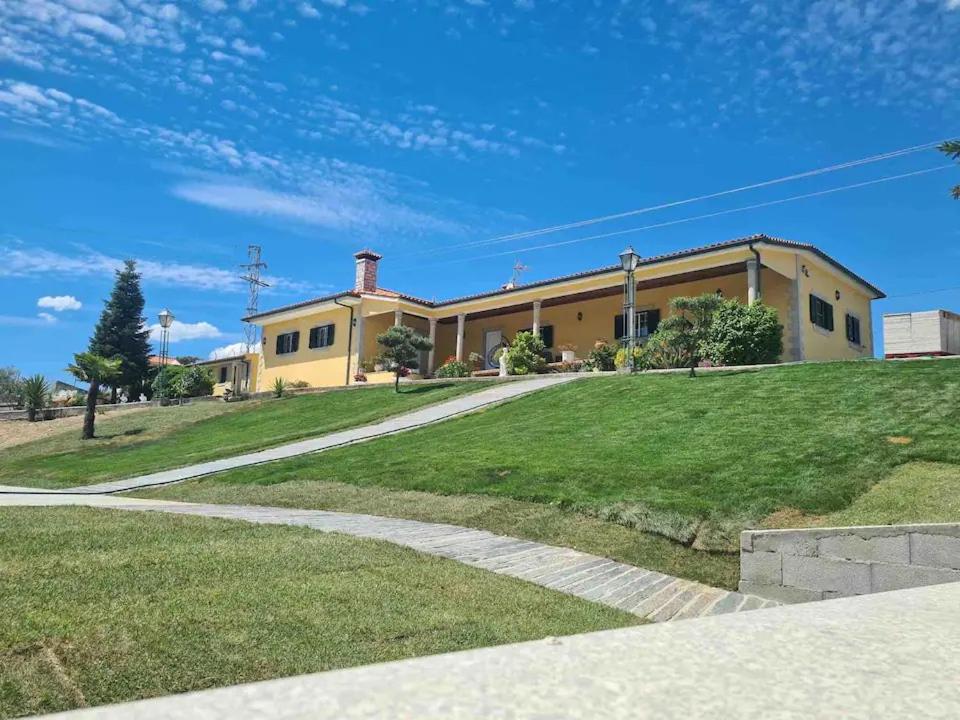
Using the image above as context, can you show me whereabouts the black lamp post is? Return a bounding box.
[619,246,641,371]
[157,309,174,401]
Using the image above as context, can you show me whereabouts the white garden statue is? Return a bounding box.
[498,349,509,377]
[138,393,147,403]
[119,392,128,404]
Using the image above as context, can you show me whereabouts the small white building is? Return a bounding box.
[883,309,960,358]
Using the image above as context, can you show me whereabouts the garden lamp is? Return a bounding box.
[619,247,640,372]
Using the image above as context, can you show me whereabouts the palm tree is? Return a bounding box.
[21,374,49,422]
[67,353,122,439]
[940,140,960,199]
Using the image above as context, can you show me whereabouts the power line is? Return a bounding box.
[416,165,952,268]
[411,137,953,258]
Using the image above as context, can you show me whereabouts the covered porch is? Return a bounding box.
[428,257,797,372]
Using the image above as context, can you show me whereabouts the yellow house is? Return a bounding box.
[193,353,260,397]
[244,235,884,390]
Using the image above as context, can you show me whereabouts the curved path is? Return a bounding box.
[0,491,777,623]
[17,375,575,495]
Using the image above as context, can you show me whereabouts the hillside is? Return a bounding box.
[148,360,960,553]
[0,383,481,489]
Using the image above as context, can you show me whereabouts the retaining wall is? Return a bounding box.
[740,523,960,603]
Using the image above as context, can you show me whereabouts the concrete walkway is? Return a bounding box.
[42,582,960,719]
[30,375,575,495]
[0,490,776,623]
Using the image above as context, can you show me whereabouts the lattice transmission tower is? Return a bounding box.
[240,245,269,353]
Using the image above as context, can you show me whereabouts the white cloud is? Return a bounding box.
[37,294,82,311]
[200,0,228,12]
[948,0,960,9]
[0,313,56,326]
[149,319,223,342]
[298,2,321,18]
[231,38,265,58]
[0,243,323,295]
[208,341,260,359]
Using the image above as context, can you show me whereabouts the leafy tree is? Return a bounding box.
[175,355,202,366]
[89,260,151,401]
[151,365,214,399]
[660,294,723,377]
[503,331,546,375]
[639,325,690,370]
[376,325,433,392]
[67,353,122,439]
[941,140,960,199]
[702,299,783,366]
[21,374,49,422]
[0,366,21,404]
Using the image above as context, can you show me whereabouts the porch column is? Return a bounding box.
[532,300,542,336]
[394,309,403,327]
[355,310,366,368]
[747,259,760,305]
[427,318,437,374]
[455,313,466,362]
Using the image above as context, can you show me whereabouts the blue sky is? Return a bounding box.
[1,0,958,379]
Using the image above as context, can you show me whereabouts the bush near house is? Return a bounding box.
[583,339,616,371]
[503,331,546,375]
[376,325,434,392]
[151,365,214,399]
[701,299,783,367]
[435,360,471,378]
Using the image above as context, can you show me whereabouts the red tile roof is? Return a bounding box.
[244,234,883,322]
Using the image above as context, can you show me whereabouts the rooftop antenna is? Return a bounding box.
[240,245,269,353]
[502,260,528,290]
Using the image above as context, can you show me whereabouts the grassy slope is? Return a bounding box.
[0,383,481,489]
[156,360,960,548]
[137,479,741,588]
[0,507,636,718]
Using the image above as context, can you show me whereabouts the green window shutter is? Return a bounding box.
[649,309,661,334]
[275,334,283,355]
[541,325,554,348]
[809,294,817,323]
[327,324,335,347]
[826,303,834,332]
[291,331,300,352]
[308,327,318,349]
[614,315,624,341]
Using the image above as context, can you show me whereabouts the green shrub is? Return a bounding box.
[504,331,546,375]
[639,326,690,369]
[613,346,644,370]
[702,299,783,366]
[583,340,616,372]
[272,377,287,398]
[288,380,310,389]
[435,361,470,378]
[151,365,214,399]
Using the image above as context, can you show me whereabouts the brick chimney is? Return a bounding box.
[354,249,382,293]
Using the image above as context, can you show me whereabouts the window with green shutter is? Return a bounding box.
[809,295,834,331]
[308,323,336,349]
[845,314,861,345]
[275,331,299,355]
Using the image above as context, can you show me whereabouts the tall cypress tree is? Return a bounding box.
[89,260,152,400]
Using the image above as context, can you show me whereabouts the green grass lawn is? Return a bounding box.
[136,478,741,588]
[0,383,482,489]
[779,461,960,529]
[144,360,960,551]
[0,507,636,718]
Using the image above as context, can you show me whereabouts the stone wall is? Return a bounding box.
[740,523,960,603]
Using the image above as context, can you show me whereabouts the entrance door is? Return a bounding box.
[483,329,503,369]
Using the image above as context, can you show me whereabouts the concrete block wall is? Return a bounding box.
[740,523,960,603]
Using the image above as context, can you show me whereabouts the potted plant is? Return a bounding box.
[354,371,368,383]
[558,343,577,363]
